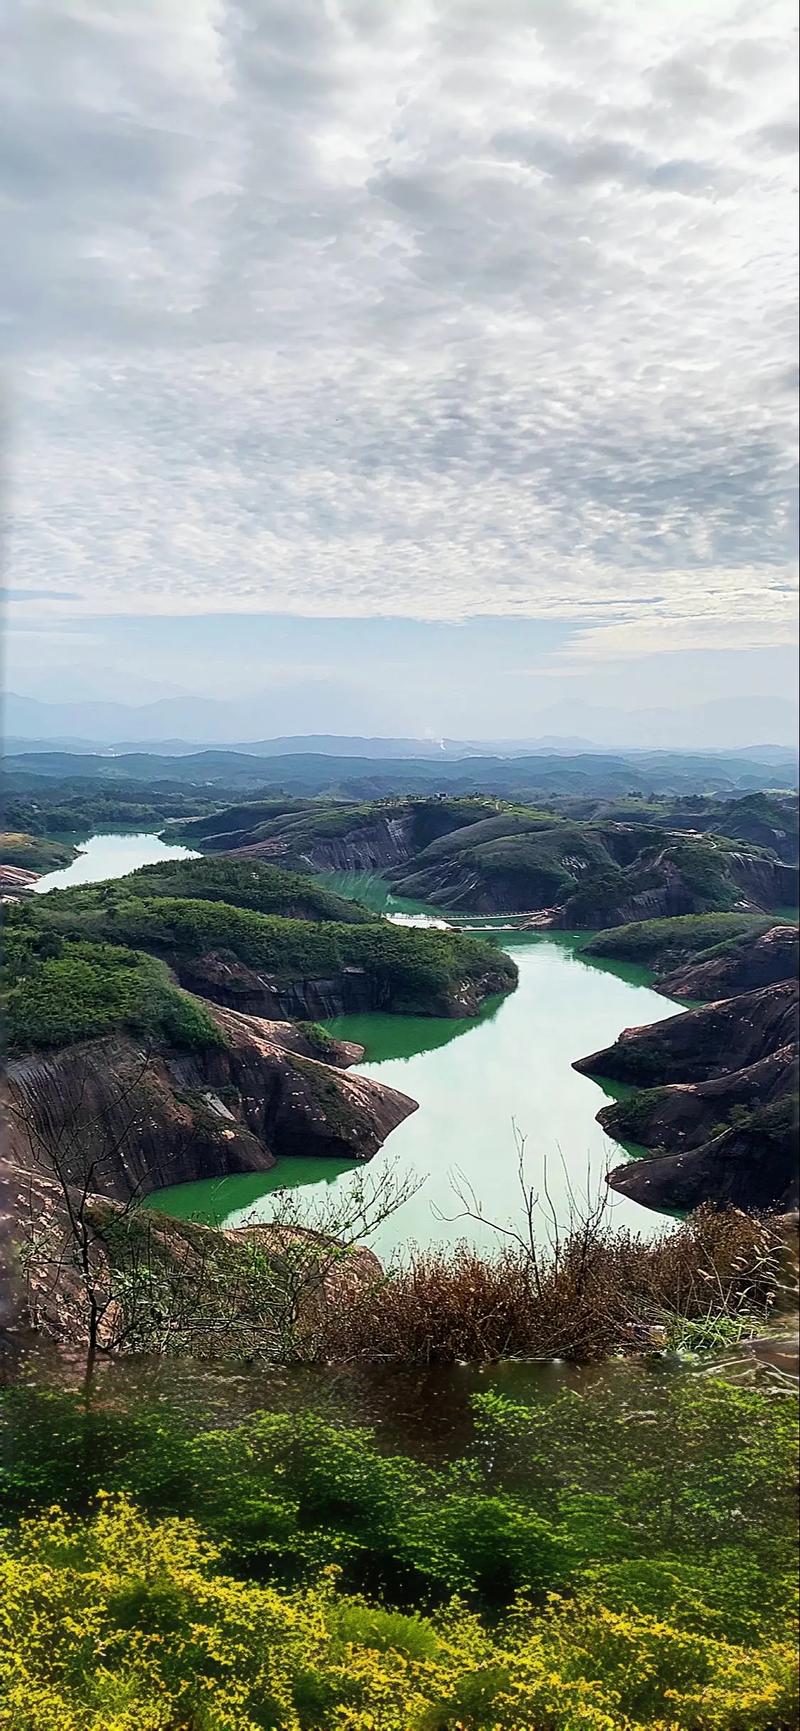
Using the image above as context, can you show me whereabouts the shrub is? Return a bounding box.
[3,939,223,1054]
[315,1207,781,1366]
[0,1495,795,1731]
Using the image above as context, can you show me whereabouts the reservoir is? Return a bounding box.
[33,829,200,891]
[34,836,681,1252]
[151,929,680,1254]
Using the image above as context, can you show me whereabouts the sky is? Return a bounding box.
[2,0,798,741]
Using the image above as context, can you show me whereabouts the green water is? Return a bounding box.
[152,922,682,1256]
[33,829,201,892]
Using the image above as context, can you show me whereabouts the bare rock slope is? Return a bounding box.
[575,979,798,1214]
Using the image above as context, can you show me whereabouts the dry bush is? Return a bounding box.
[314,1206,781,1366]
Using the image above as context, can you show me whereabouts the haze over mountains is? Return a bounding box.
[5,692,798,759]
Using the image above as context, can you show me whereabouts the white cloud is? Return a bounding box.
[2,0,798,657]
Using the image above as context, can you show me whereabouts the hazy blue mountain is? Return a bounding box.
[5,691,797,754]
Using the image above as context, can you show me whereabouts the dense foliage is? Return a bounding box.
[2,779,222,836]
[2,913,223,1053]
[14,888,516,1016]
[584,912,775,969]
[109,855,374,922]
[0,1377,796,1730]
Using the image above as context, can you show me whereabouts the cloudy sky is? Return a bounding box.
[2,0,798,739]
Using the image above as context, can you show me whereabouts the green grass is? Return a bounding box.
[0,832,77,871]
[584,912,774,968]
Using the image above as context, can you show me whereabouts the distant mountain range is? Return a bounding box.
[3,745,797,799]
[3,691,799,759]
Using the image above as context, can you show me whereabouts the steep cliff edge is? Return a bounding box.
[656,923,798,1001]
[575,981,798,1089]
[0,1003,415,1338]
[606,1098,798,1215]
[575,980,799,1214]
[2,1007,415,1206]
[597,1049,798,1156]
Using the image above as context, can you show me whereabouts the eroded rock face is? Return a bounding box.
[171,951,387,1021]
[236,810,418,874]
[575,980,799,1088]
[1,1008,416,1206]
[576,978,799,1214]
[167,947,512,1021]
[607,1106,798,1215]
[0,864,38,894]
[0,1005,415,1340]
[598,1048,798,1154]
[657,924,798,1002]
[0,1161,384,1350]
[174,1004,416,1166]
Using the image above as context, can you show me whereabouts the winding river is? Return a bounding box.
[36,835,680,1253]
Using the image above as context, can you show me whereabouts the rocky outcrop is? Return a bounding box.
[607,1099,798,1215]
[598,1048,798,1154]
[166,947,513,1021]
[575,980,799,1088]
[657,924,798,1002]
[556,850,798,932]
[183,1004,416,1166]
[183,796,798,922]
[2,1008,416,1206]
[0,864,38,895]
[576,979,799,1215]
[171,951,396,1021]
[0,1005,415,1341]
[726,852,798,909]
[0,1160,384,1351]
[235,811,420,874]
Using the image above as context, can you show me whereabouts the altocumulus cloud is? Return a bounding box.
[2,0,798,658]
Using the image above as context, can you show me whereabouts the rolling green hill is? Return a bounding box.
[3,856,516,1048]
[169,796,798,923]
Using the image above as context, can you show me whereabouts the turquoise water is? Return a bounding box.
[33,830,200,891]
[34,850,681,1253]
[152,928,681,1256]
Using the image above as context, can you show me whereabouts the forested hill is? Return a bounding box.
[3,744,797,797]
[169,794,799,924]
